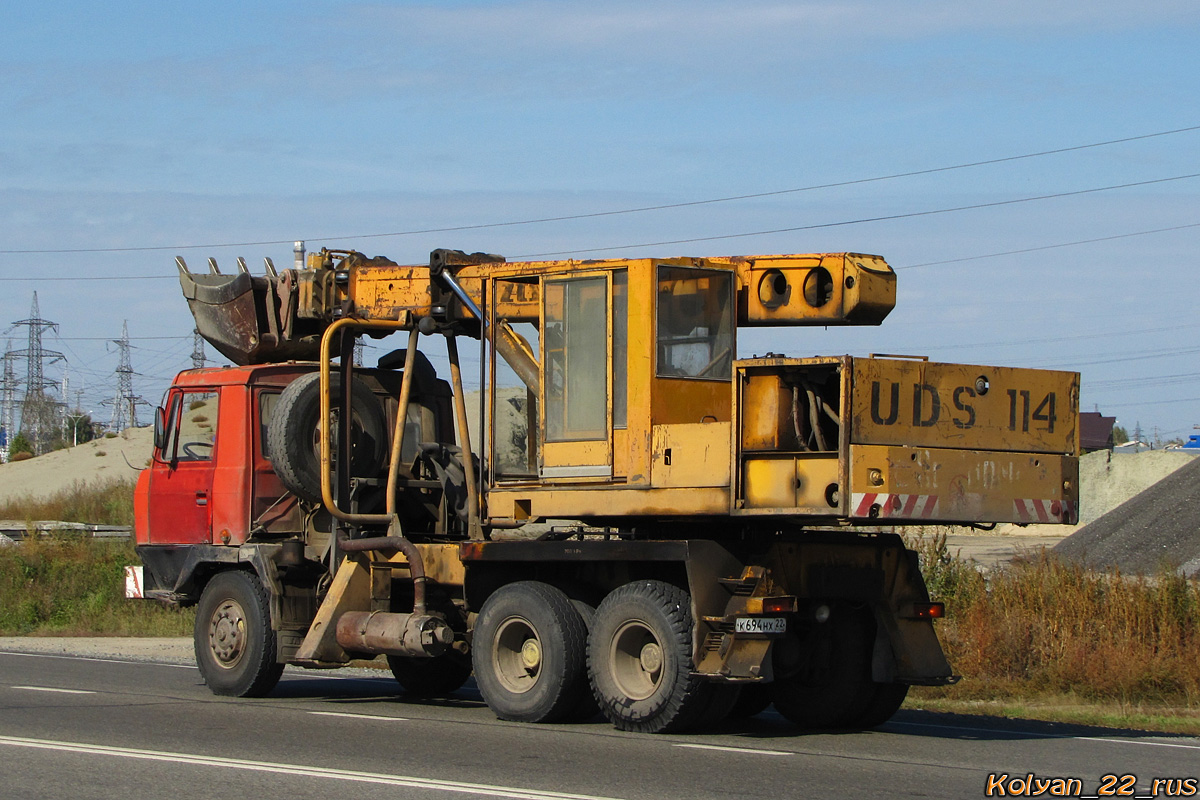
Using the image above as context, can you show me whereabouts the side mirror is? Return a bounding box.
[153,407,167,453]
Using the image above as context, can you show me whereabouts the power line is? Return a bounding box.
[512,172,1200,259]
[1031,345,1200,369]
[896,222,1200,270]
[1087,371,1200,392]
[918,321,1200,353]
[2,124,1199,256]
[4,176,1195,286]
[1099,396,1200,409]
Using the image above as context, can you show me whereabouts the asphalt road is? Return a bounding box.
[2,650,1198,800]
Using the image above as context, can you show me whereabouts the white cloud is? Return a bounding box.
[348,1,1196,47]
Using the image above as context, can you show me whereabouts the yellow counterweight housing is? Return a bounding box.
[734,355,1080,525]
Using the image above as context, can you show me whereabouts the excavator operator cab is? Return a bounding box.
[484,260,739,495]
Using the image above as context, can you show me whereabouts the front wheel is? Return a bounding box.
[194,570,283,697]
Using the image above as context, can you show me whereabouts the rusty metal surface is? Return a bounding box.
[178,258,322,365]
[850,358,1079,455]
[334,610,452,658]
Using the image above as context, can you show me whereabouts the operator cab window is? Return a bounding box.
[166,390,219,462]
[545,276,607,441]
[656,266,734,380]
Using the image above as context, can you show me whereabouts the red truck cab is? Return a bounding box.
[136,364,310,549]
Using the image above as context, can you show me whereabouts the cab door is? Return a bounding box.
[539,273,612,480]
[146,388,219,544]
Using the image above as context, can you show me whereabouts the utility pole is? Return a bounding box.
[10,292,66,454]
[0,339,16,462]
[104,320,147,431]
[192,328,206,370]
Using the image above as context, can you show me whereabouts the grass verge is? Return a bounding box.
[0,478,137,527]
[906,531,1200,735]
[0,534,193,637]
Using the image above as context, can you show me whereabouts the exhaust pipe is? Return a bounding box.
[335,611,453,658]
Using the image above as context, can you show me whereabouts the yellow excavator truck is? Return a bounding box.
[130,245,1079,734]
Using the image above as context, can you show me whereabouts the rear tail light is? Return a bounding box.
[762,596,796,614]
[911,602,945,619]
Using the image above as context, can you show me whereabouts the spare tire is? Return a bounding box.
[267,372,388,503]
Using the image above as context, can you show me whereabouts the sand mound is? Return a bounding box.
[0,427,152,505]
[1054,455,1200,577]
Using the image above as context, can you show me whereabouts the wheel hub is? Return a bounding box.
[520,639,542,671]
[493,616,541,694]
[610,620,663,701]
[209,599,247,668]
[639,642,663,673]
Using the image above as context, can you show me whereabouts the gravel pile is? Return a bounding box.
[1053,455,1200,577]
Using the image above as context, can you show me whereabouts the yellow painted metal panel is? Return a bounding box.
[650,422,731,488]
[849,444,1079,524]
[741,454,840,511]
[851,359,1079,455]
[486,486,731,519]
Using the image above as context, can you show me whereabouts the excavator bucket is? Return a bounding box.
[178,256,323,365]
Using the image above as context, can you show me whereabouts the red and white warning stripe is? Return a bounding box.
[1013,498,1075,524]
[852,492,939,519]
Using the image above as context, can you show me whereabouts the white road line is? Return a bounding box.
[1075,736,1200,751]
[11,686,96,695]
[888,720,1200,750]
[0,735,627,800]
[0,650,394,680]
[674,743,790,756]
[309,711,408,722]
[0,651,196,670]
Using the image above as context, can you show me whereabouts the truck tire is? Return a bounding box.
[562,599,600,722]
[771,604,874,730]
[854,682,909,729]
[726,682,772,719]
[472,581,591,723]
[587,580,714,734]
[194,570,284,697]
[386,651,472,697]
[267,371,387,503]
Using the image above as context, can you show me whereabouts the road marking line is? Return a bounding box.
[0,651,196,670]
[674,743,790,756]
[12,686,96,695]
[0,651,395,680]
[888,720,1200,750]
[0,735,627,800]
[1075,736,1200,751]
[309,711,407,722]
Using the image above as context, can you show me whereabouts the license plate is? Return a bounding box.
[734,617,786,634]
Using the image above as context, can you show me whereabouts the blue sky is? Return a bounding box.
[1,0,1198,443]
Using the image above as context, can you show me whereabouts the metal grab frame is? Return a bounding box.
[316,316,483,536]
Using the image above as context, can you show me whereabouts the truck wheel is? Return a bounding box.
[695,684,741,729]
[267,371,387,503]
[472,582,591,723]
[562,599,601,722]
[386,651,472,697]
[771,605,874,730]
[588,580,713,734]
[853,682,909,728]
[194,570,283,697]
[726,682,773,720]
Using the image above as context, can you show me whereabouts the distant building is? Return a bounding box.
[1079,411,1116,453]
